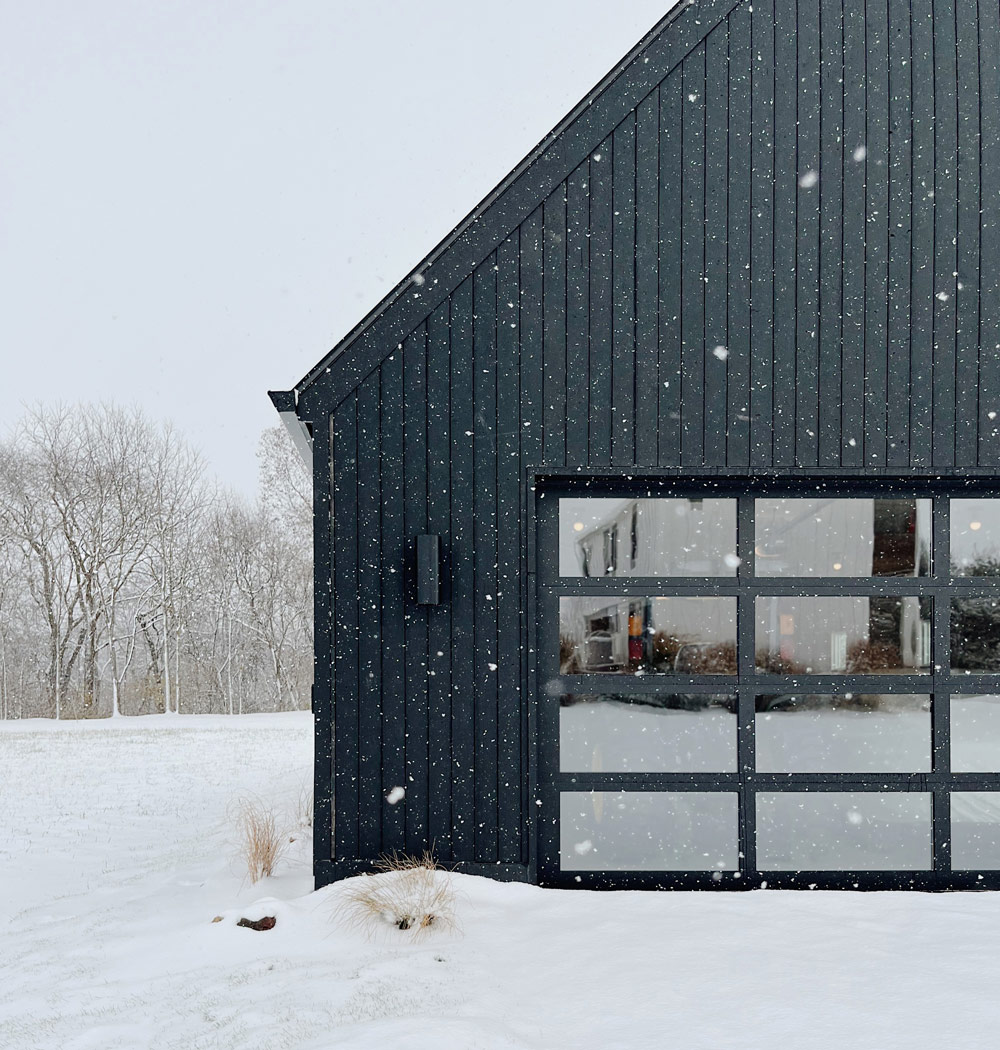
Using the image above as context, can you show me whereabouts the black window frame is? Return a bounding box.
[534,477,1000,890]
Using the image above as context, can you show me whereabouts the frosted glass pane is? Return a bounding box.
[951,695,1000,772]
[559,497,737,577]
[560,791,739,871]
[755,694,931,772]
[560,694,737,772]
[952,792,1000,869]
[756,792,933,871]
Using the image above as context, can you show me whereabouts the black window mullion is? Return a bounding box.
[932,497,952,874]
[737,495,757,874]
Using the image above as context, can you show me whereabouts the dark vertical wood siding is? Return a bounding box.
[320,0,1000,870]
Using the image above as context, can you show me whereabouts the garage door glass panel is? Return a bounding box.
[558,497,738,577]
[951,695,1000,771]
[951,792,1000,869]
[560,596,737,674]
[755,596,932,674]
[560,694,738,772]
[951,500,1000,576]
[756,792,933,870]
[559,791,739,871]
[950,598,1000,673]
[754,498,931,577]
[755,694,931,772]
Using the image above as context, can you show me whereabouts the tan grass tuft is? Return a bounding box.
[336,851,457,937]
[231,797,287,884]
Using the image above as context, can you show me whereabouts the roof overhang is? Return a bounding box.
[268,389,313,468]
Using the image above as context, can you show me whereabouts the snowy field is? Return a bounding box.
[5,715,1000,1049]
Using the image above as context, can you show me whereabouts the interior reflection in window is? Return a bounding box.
[558,498,737,577]
[560,596,737,675]
[755,694,931,773]
[560,693,738,772]
[754,498,931,577]
[951,500,1000,576]
[755,597,932,674]
[951,598,1000,673]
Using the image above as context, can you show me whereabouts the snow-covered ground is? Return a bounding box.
[4,713,1000,1049]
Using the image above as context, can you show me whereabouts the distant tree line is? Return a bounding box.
[0,405,312,718]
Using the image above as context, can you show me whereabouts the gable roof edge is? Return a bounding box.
[294,0,745,414]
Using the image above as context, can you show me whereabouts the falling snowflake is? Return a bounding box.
[573,840,594,856]
[936,291,950,302]
[723,553,741,569]
[712,345,729,361]
[799,170,819,188]
[386,786,405,805]
[852,145,867,162]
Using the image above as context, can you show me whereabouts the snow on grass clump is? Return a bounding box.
[337,851,458,937]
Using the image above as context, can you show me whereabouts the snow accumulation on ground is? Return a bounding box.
[3,714,1000,1050]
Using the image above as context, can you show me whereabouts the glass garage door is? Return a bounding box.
[534,485,1000,889]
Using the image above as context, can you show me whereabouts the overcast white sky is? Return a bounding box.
[1,1,671,493]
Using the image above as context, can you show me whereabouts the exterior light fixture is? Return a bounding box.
[573,522,585,532]
[970,521,983,531]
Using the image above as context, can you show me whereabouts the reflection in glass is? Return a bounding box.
[558,497,738,577]
[755,694,931,772]
[560,791,739,871]
[951,598,1000,673]
[756,792,933,871]
[755,597,932,674]
[951,696,1000,772]
[560,694,737,772]
[951,792,1000,869]
[951,499,1000,576]
[560,597,737,675]
[755,498,931,577]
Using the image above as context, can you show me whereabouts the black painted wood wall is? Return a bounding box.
[312,0,1000,877]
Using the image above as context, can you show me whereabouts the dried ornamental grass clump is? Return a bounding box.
[230,797,287,884]
[337,851,457,937]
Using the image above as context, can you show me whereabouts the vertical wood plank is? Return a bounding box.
[795,0,821,466]
[932,0,958,467]
[403,325,429,854]
[749,0,775,468]
[726,3,752,467]
[356,374,382,858]
[886,0,912,467]
[772,0,798,465]
[635,90,660,467]
[473,260,499,864]
[449,276,475,860]
[589,137,614,465]
[379,350,406,854]
[565,160,591,466]
[909,0,935,464]
[818,0,845,465]
[955,0,982,465]
[612,114,637,466]
[543,185,567,466]
[496,231,522,865]
[681,44,707,466]
[841,0,867,466]
[332,395,359,860]
[658,74,683,466]
[978,0,1000,463]
[425,301,453,860]
[863,0,890,465]
[704,22,729,467]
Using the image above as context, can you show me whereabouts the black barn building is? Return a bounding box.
[271,0,1000,890]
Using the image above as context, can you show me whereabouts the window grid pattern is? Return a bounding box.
[536,486,1000,889]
